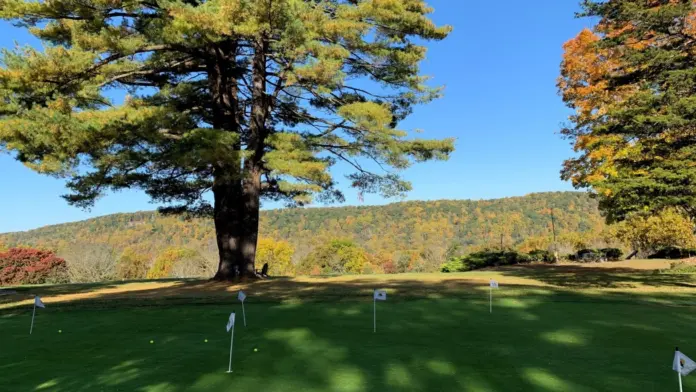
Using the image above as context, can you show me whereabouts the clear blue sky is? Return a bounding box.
[0,1,591,233]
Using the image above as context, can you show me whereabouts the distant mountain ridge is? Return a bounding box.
[0,192,604,263]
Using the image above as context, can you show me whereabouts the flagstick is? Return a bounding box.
[241,302,247,327]
[679,371,683,392]
[489,285,492,314]
[29,303,36,335]
[678,348,684,392]
[227,325,234,373]
[677,347,684,392]
[373,291,377,333]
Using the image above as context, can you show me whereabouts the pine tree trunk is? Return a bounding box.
[240,168,262,277]
[212,179,241,280]
[209,37,267,281]
[212,173,260,280]
[207,41,260,281]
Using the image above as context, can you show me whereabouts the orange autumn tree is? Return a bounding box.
[559,0,696,222]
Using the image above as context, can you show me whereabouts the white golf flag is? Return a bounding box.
[225,312,237,373]
[237,291,246,302]
[374,290,387,301]
[490,280,499,289]
[29,296,45,334]
[674,349,696,376]
[226,312,236,332]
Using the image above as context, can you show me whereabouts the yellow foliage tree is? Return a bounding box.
[517,236,552,254]
[116,247,151,280]
[362,262,384,275]
[147,248,200,279]
[298,239,367,275]
[256,238,295,277]
[614,209,696,254]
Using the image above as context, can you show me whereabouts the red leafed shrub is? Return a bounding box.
[0,248,68,286]
[382,261,397,274]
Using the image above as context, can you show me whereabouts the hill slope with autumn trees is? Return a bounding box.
[0,192,608,279]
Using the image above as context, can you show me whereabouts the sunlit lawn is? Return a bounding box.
[1,261,696,391]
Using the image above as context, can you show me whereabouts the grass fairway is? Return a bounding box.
[2,261,696,391]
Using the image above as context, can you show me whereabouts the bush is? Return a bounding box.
[441,251,531,273]
[568,248,624,262]
[382,260,397,274]
[528,249,555,263]
[0,247,68,285]
[600,248,623,261]
[116,248,151,280]
[575,249,601,262]
[440,258,466,273]
[648,247,696,260]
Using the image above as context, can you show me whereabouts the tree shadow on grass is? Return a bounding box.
[495,264,696,290]
[3,270,696,312]
[0,276,500,311]
[1,278,696,391]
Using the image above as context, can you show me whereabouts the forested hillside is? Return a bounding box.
[1,192,604,265]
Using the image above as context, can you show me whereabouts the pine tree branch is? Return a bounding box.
[325,147,377,177]
[84,45,182,77]
[98,57,201,87]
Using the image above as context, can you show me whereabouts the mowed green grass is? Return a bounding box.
[1,263,696,391]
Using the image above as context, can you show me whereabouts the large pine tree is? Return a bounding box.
[0,0,454,279]
[559,0,696,222]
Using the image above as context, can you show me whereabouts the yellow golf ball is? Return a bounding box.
[254,348,258,352]
[150,340,154,344]
[58,330,62,333]
[204,339,208,343]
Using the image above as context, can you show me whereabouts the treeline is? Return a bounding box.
[0,192,612,282]
[0,191,602,259]
[2,192,695,284]
[441,207,696,273]
[0,240,296,285]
